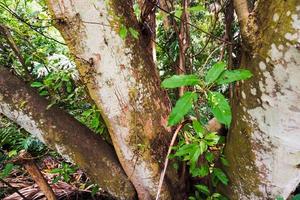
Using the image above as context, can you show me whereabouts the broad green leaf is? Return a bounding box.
[275,196,284,200]
[205,62,226,84]
[8,150,17,157]
[129,27,139,39]
[195,184,210,196]
[168,92,198,126]
[204,132,220,146]
[199,140,207,155]
[205,152,214,163]
[216,69,253,84]
[190,146,202,167]
[39,90,49,96]
[208,92,232,127]
[119,25,128,40]
[175,143,197,157]
[162,75,200,89]
[191,164,209,177]
[31,82,43,88]
[192,120,205,138]
[213,168,229,185]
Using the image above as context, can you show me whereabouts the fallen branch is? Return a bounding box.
[14,150,57,200]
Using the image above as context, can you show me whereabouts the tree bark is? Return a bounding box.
[225,0,300,199]
[46,1,179,199]
[0,67,136,200]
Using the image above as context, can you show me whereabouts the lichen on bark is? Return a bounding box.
[225,1,300,199]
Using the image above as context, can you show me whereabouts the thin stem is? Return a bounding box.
[155,124,183,200]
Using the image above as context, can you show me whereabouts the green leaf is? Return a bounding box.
[204,132,220,146]
[189,5,204,12]
[119,25,128,40]
[192,120,205,138]
[162,75,200,89]
[168,92,198,126]
[175,143,197,157]
[0,163,14,178]
[31,82,43,88]
[190,146,202,167]
[199,140,208,155]
[205,62,226,84]
[39,90,49,96]
[208,92,232,127]
[292,194,300,200]
[52,176,61,183]
[220,156,229,166]
[195,184,210,196]
[129,27,139,39]
[216,69,253,84]
[205,152,214,163]
[213,168,229,185]
[191,164,209,177]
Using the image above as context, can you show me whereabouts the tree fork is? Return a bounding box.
[46,0,181,199]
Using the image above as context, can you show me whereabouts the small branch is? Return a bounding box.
[0,24,31,80]
[14,150,57,200]
[0,3,65,45]
[155,124,183,200]
[147,0,231,44]
[233,0,249,34]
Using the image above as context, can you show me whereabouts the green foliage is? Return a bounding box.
[216,69,253,85]
[0,163,14,179]
[50,162,77,183]
[162,75,200,88]
[207,92,231,127]
[163,60,252,198]
[168,92,198,126]
[119,25,128,40]
[119,25,139,40]
[205,62,226,85]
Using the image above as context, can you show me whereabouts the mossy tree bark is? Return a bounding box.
[46,1,179,199]
[0,67,135,200]
[225,0,300,199]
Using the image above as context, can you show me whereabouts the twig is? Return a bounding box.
[0,24,32,80]
[155,124,183,200]
[0,3,65,45]
[147,0,232,44]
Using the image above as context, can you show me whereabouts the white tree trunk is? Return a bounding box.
[46,1,179,199]
[226,1,300,199]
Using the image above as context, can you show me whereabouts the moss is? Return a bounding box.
[223,1,300,198]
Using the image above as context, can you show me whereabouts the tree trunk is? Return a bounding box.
[0,67,135,200]
[46,1,179,199]
[225,0,300,199]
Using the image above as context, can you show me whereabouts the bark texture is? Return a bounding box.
[46,1,178,199]
[225,1,300,199]
[0,67,135,199]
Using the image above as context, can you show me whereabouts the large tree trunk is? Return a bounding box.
[225,0,300,199]
[46,0,179,199]
[0,67,136,200]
